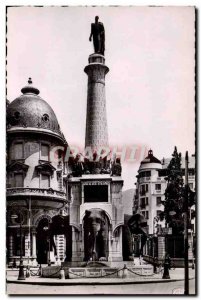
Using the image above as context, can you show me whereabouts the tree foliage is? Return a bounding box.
[160,147,195,235]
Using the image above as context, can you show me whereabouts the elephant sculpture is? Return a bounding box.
[127,213,148,256]
[83,209,109,261]
[123,213,148,259]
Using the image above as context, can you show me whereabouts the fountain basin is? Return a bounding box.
[41,262,153,279]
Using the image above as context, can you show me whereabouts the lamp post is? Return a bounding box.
[162,226,172,279]
[27,197,31,266]
[153,216,159,273]
[43,219,52,266]
[11,213,25,280]
[189,208,195,269]
[152,237,157,273]
[184,151,189,295]
[132,234,135,265]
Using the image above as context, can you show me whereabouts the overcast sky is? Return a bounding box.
[7,6,195,190]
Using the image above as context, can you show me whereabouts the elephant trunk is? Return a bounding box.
[91,230,98,261]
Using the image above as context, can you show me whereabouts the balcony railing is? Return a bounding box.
[7,187,66,199]
[139,177,151,183]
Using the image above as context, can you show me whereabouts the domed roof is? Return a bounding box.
[141,149,161,165]
[7,78,65,142]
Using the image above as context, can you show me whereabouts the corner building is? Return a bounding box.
[6,79,68,266]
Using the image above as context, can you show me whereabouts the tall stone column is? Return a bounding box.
[84,54,109,150]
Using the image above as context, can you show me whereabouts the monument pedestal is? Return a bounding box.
[69,174,124,265]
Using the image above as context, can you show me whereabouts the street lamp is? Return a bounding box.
[184,151,189,295]
[11,213,25,280]
[189,207,195,269]
[43,219,52,266]
[132,234,135,265]
[151,236,157,273]
[153,216,159,273]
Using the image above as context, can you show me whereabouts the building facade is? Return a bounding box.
[133,149,195,262]
[6,79,68,266]
[133,150,195,235]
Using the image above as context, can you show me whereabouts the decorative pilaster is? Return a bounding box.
[108,227,123,262]
[71,227,77,261]
[108,230,113,261]
[71,227,82,262]
[9,234,14,258]
[32,230,37,257]
[25,233,31,258]
[84,54,109,150]
[158,236,166,258]
[55,234,66,262]
[31,229,37,265]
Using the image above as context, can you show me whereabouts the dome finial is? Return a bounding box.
[21,78,40,95]
[28,77,32,84]
[148,149,153,156]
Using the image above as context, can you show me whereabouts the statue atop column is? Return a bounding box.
[89,16,105,56]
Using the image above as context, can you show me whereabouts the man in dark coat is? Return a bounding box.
[89,16,105,55]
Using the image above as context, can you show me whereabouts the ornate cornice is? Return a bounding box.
[35,161,56,176]
[7,160,29,173]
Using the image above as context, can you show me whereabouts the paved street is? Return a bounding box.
[6,279,195,295]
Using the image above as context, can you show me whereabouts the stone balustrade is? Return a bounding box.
[7,187,66,200]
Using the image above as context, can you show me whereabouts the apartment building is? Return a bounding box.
[133,150,195,235]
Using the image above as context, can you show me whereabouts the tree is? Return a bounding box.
[160,146,192,235]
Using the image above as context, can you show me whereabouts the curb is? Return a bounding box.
[6,276,195,286]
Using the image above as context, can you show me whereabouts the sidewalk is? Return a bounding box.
[6,268,195,285]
